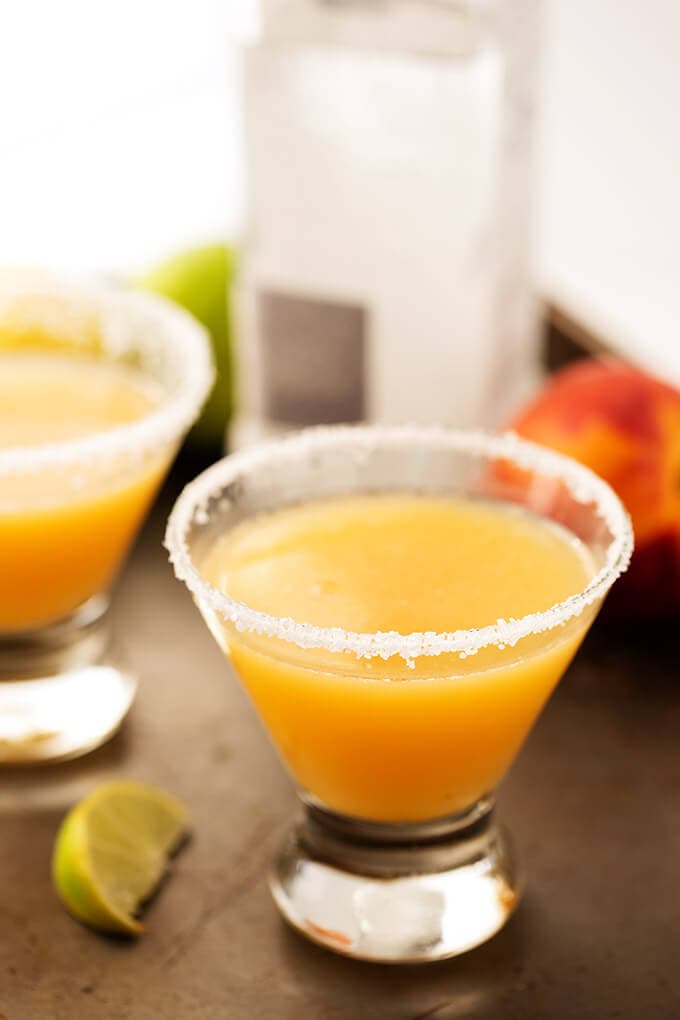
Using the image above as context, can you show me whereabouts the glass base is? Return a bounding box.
[0,597,136,764]
[270,799,521,963]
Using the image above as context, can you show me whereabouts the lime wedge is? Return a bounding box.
[52,780,188,936]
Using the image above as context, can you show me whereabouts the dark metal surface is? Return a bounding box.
[1,485,678,1020]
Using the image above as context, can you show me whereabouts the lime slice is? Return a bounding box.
[52,780,188,936]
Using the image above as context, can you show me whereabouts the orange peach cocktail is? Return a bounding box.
[202,493,593,822]
[0,352,166,631]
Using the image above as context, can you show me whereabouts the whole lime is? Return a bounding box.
[137,243,236,450]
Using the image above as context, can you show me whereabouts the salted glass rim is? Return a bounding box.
[0,273,214,475]
[165,425,634,662]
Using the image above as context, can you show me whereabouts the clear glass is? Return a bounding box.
[166,425,632,962]
[0,272,213,764]
[232,0,541,447]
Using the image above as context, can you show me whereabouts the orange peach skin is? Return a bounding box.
[510,359,680,617]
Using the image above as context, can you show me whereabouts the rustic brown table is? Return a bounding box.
[2,475,679,1020]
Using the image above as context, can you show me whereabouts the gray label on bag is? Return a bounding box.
[259,290,366,425]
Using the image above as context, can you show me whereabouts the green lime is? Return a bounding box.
[52,780,188,936]
[136,242,237,450]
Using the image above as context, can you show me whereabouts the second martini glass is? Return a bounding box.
[0,273,213,763]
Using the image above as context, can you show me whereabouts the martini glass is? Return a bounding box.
[166,425,632,962]
[0,273,213,763]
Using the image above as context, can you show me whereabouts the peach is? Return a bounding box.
[509,358,680,617]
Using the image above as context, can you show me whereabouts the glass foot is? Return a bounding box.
[0,597,137,764]
[270,799,521,963]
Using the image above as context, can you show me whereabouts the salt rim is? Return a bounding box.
[0,275,214,475]
[165,425,634,662]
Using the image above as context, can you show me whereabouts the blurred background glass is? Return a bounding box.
[233,0,540,445]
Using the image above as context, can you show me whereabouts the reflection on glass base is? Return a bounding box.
[0,597,136,764]
[270,799,521,963]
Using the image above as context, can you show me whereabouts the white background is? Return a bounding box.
[537,0,680,382]
[0,1,678,378]
[0,1,241,274]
